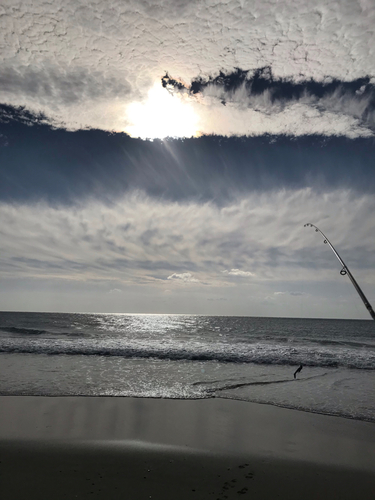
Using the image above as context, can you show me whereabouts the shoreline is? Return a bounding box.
[1,396,375,499]
[1,391,374,424]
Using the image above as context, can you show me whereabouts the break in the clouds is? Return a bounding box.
[1,0,375,137]
[2,118,375,205]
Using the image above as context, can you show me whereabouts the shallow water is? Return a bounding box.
[0,312,374,421]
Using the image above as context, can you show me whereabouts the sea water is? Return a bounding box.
[0,312,374,422]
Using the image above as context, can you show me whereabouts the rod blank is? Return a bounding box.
[304,223,375,320]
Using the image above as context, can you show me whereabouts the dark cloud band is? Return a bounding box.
[163,67,375,132]
[1,103,375,205]
[164,67,373,101]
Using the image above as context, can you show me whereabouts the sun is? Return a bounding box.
[125,83,199,140]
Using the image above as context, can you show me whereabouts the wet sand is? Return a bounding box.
[1,396,375,499]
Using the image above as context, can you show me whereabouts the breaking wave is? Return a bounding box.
[0,337,374,370]
[0,326,48,335]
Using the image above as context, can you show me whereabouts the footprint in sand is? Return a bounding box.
[237,487,248,494]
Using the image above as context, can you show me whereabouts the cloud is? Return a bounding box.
[1,187,374,317]
[108,288,122,293]
[167,272,200,283]
[222,269,254,277]
[264,296,276,303]
[1,188,375,291]
[1,0,374,135]
[165,69,375,138]
[1,66,131,105]
[274,291,307,296]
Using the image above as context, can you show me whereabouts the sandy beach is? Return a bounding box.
[1,396,375,499]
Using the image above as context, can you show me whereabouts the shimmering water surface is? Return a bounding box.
[1,312,374,421]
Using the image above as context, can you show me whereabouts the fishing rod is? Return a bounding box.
[304,223,375,320]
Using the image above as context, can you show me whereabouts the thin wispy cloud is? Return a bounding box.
[1,189,374,287]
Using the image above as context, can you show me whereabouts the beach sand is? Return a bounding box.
[1,396,375,499]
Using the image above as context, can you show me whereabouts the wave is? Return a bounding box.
[0,338,374,370]
[0,326,81,337]
[0,326,48,335]
[308,338,375,349]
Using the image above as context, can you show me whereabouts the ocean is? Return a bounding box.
[0,312,374,422]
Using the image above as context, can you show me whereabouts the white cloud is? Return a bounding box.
[187,81,375,138]
[264,295,276,302]
[167,272,200,283]
[1,188,375,291]
[222,269,254,277]
[1,188,374,316]
[0,0,374,136]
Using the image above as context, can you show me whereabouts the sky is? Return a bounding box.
[1,0,375,318]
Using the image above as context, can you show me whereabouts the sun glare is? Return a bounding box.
[125,83,199,139]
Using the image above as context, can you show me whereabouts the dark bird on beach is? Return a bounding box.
[294,364,303,379]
